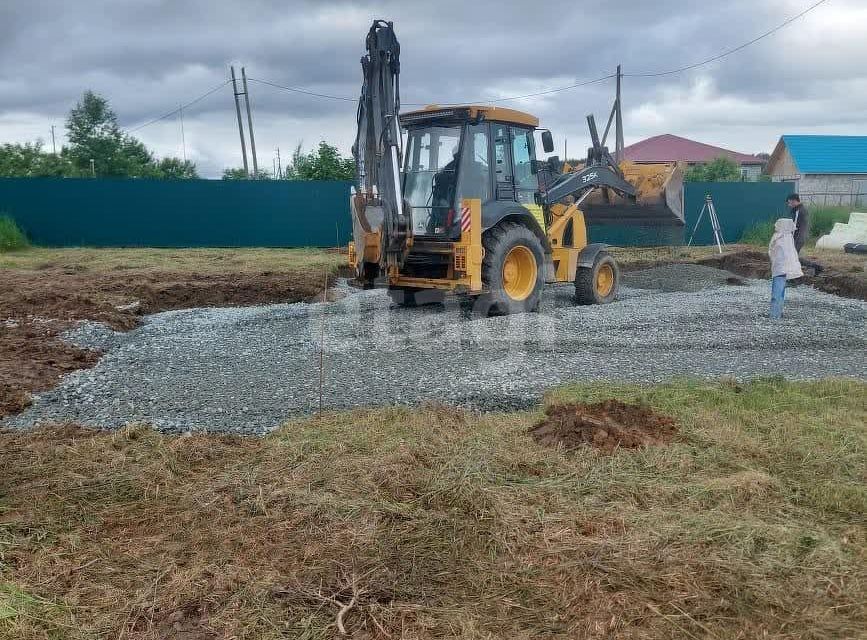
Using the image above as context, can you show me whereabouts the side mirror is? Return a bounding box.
[541,130,554,154]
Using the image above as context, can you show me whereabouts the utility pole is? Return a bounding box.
[179,104,187,163]
[50,125,57,154]
[601,65,625,162]
[564,138,567,161]
[241,67,259,179]
[615,64,624,163]
[230,66,249,177]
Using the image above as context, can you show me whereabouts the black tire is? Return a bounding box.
[574,251,619,305]
[481,221,545,315]
[387,287,444,307]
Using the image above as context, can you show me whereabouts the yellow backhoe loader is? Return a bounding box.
[348,20,680,314]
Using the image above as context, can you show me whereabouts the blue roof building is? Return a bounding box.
[767,135,867,208]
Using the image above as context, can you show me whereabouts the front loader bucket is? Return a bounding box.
[581,162,684,226]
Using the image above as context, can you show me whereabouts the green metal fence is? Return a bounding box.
[0,178,352,247]
[588,223,684,247]
[683,181,796,246]
[0,177,795,249]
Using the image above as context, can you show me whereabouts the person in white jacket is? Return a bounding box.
[768,218,804,319]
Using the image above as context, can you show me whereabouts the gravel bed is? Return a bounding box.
[5,265,866,434]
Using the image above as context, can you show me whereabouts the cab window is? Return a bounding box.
[458,123,491,203]
[492,124,513,200]
[511,127,536,191]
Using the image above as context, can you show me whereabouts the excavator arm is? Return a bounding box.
[352,20,409,274]
[542,114,637,209]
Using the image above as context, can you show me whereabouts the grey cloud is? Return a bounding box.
[1,0,864,176]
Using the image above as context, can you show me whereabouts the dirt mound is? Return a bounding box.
[0,324,102,418]
[620,161,674,202]
[699,250,867,301]
[697,250,770,279]
[530,400,676,453]
[0,267,331,418]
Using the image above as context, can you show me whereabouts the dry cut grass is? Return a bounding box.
[0,247,345,274]
[1,378,865,639]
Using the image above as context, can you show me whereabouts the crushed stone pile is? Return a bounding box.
[622,263,743,292]
[4,267,865,434]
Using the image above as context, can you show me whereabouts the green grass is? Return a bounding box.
[1,379,865,639]
[0,216,28,252]
[811,206,852,239]
[740,207,854,247]
[739,220,776,246]
[0,582,64,637]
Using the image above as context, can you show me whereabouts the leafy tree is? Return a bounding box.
[222,167,250,180]
[684,156,742,183]
[2,91,197,180]
[221,167,273,180]
[66,91,126,176]
[65,90,198,178]
[0,142,73,177]
[154,157,199,179]
[285,142,355,181]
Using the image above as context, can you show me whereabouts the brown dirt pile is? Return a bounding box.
[0,268,331,418]
[698,250,867,301]
[530,399,676,452]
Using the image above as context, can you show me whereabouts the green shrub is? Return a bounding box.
[683,156,742,183]
[0,215,29,252]
[739,220,776,246]
[740,207,853,247]
[809,207,850,240]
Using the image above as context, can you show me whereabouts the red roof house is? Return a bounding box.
[623,134,763,166]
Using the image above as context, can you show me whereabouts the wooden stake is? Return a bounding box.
[318,269,328,416]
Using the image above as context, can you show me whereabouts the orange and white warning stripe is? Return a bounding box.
[460,206,471,232]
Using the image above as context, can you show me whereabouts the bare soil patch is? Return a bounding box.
[530,399,677,452]
[0,267,331,418]
[698,249,867,301]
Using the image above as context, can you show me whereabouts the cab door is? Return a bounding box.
[511,126,545,230]
[510,126,539,206]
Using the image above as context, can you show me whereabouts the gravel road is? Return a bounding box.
[6,265,866,434]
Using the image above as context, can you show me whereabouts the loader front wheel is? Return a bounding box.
[574,251,619,305]
[481,222,545,315]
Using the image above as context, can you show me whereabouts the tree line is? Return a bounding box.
[0,91,355,181]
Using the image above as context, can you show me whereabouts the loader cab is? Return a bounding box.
[400,105,548,240]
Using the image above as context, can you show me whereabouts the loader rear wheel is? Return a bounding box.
[481,222,545,315]
[574,251,619,305]
[387,287,444,308]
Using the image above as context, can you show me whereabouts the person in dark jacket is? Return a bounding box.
[787,194,809,252]
[786,193,823,275]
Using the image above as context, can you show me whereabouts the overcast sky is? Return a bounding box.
[1,0,864,177]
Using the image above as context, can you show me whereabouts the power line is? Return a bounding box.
[487,74,616,103]
[250,0,830,105]
[247,77,358,102]
[127,79,231,133]
[249,73,617,105]
[125,0,831,131]
[625,0,831,77]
